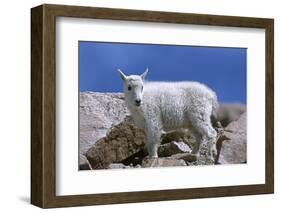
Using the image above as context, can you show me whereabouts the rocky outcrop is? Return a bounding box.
[158,141,192,157]
[85,126,194,169]
[107,163,130,169]
[79,154,92,170]
[79,92,130,155]
[85,116,146,169]
[142,158,187,168]
[216,112,247,164]
[80,92,247,170]
[216,104,246,127]
[170,153,198,165]
[161,129,195,145]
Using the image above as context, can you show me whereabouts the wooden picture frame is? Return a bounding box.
[31,4,274,208]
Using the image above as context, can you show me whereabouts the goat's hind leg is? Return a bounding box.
[190,115,217,161]
[189,128,202,157]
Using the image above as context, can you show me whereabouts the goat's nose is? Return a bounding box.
[135,99,141,104]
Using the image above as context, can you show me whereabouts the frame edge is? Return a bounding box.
[31,5,44,208]
[31,4,275,208]
[265,19,274,194]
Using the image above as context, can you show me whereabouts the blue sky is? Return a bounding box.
[79,41,246,104]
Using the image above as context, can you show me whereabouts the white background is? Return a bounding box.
[57,18,265,195]
[0,0,279,212]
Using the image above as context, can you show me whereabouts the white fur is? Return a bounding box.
[118,69,218,160]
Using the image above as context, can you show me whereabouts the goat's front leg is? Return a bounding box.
[145,127,162,159]
[146,142,159,159]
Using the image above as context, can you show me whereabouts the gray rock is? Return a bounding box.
[80,92,247,168]
[107,163,130,169]
[186,143,216,166]
[216,112,247,164]
[79,154,92,170]
[216,104,246,127]
[161,129,195,144]
[158,141,192,157]
[142,157,187,168]
[86,116,146,169]
[79,92,130,154]
[171,153,198,164]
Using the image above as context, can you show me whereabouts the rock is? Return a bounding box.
[142,157,187,168]
[216,104,246,127]
[171,153,198,164]
[216,112,247,164]
[80,92,130,154]
[86,116,146,169]
[80,92,247,168]
[120,149,147,166]
[158,141,192,157]
[186,143,216,166]
[79,154,92,170]
[107,163,130,169]
[161,129,195,145]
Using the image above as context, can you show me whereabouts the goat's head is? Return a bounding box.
[117,68,148,108]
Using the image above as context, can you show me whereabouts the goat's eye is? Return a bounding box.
[128,85,132,91]
[141,86,143,91]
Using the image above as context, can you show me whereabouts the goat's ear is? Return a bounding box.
[117,69,127,81]
[141,68,149,80]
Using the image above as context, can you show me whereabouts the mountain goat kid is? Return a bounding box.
[118,69,218,161]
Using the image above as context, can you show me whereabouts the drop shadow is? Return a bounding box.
[18,196,30,204]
